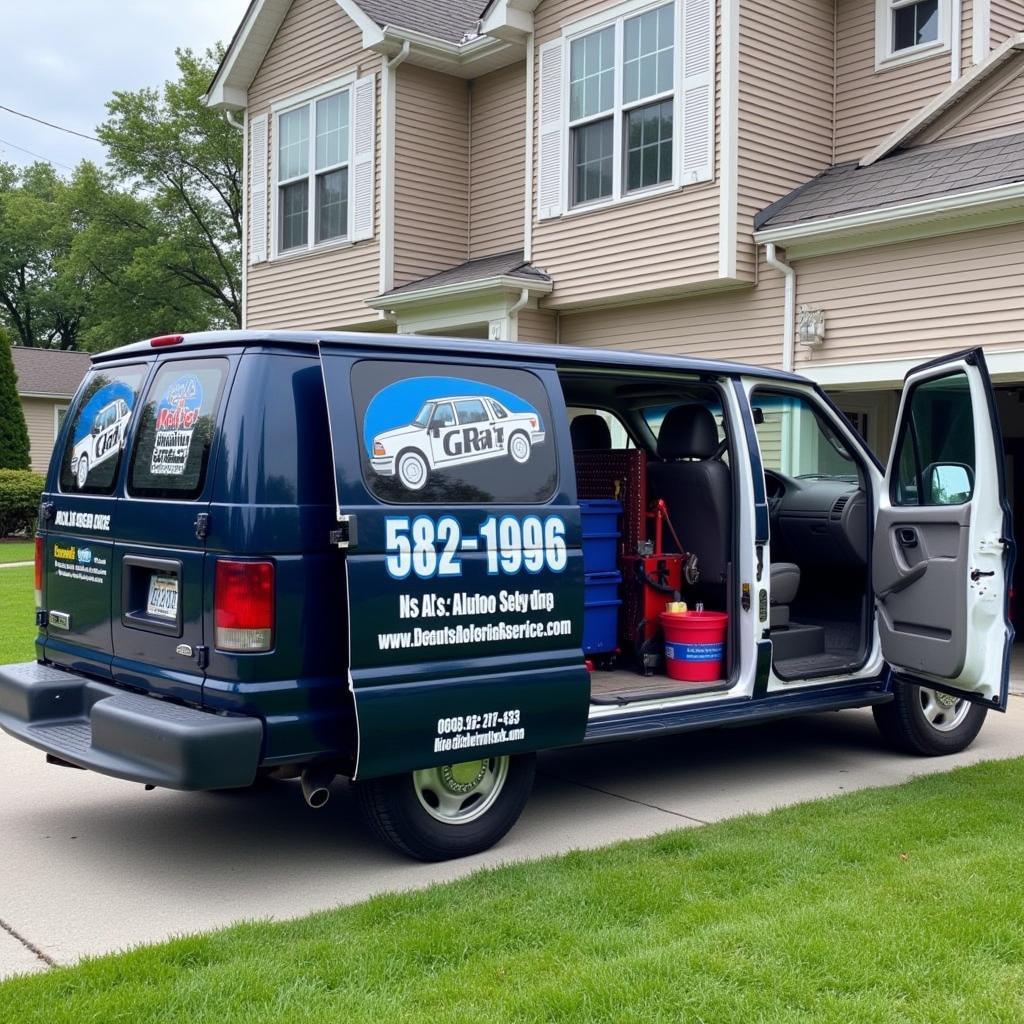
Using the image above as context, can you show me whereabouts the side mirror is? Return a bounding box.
[91,423,100,436]
[926,463,973,505]
[752,407,765,425]
[429,425,441,438]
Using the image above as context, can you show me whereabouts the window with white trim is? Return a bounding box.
[876,0,950,68]
[275,87,351,253]
[568,2,676,208]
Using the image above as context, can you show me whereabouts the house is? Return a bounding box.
[11,348,91,473]
[205,0,1024,567]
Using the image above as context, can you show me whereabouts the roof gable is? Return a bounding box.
[860,32,1024,166]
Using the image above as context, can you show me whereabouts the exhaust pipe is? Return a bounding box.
[300,768,334,809]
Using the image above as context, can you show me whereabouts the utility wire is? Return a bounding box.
[0,135,76,171]
[0,104,101,143]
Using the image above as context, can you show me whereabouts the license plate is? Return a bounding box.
[147,574,179,620]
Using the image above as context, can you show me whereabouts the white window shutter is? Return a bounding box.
[248,113,268,264]
[680,0,715,184]
[351,73,376,241]
[537,38,565,220]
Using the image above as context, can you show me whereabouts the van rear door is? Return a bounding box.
[874,348,1014,708]
[318,343,589,780]
[42,362,150,676]
[109,356,232,704]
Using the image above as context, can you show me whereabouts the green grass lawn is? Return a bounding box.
[2,758,1023,1024]
[0,564,36,664]
[0,539,34,564]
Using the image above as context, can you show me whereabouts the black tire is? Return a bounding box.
[355,753,536,861]
[873,681,988,756]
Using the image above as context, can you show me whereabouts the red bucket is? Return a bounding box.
[660,611,728,682]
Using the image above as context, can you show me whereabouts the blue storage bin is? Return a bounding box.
[580,499,622,573]
[583,570,622,655]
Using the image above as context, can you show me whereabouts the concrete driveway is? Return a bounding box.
[2,699,1023,980]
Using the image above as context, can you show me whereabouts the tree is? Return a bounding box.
[98,46,242,330]
[0,327,31,469]
[0,162,85,349]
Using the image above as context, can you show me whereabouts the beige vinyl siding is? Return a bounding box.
[937,65,1024,143]
[246,0,382,330]
[394,65,470,286]
[736,0,834,280]
[990,1,1024,46]
[516,307,557,343]
[469,63,526,259]
[961,0,974,69]
[21,397,62,474]
[834,0,953,162]
[531,0,721,309]
[559,252,785,367]
[791,222,1024,370]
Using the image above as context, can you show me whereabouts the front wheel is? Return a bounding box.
[396,449,429,491]
[355,753,535,861]
[75,454,89,489]
[873,681,987,756]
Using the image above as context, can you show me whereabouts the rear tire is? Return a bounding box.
[873,681,987,756]
[75,455,89,489]
[355,753,535,861]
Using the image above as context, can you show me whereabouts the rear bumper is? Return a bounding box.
[0,662,263,790]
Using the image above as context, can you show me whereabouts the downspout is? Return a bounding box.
[764,243,796,373]
[224,110,246,329]
[951,0,963,80]
[507,287,530,342]
[379,41,411,301]
[524,32,535,262]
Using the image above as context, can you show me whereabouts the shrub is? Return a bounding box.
[0,329,31,471]
[0,468,44,536]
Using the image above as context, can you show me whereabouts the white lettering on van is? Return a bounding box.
[53,510,111,532]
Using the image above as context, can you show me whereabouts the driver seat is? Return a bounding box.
[647,404,731,585]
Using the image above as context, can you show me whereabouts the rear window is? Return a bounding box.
[59,364,147,494]
[128,358,229,499]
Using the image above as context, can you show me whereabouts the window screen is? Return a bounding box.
[893,372,976,506]
[129,358,228,499]
[59,364,147,494]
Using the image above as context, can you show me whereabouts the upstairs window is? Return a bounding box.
[568,4,675,208]
[876,0,950,69]
[537,0,714,221]
[275,86,351,254]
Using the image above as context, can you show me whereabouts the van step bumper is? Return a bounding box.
[0,662,263,790]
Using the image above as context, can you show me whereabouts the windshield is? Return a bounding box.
[413,402,434,428]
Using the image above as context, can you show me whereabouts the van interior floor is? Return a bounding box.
[589,669,731,705]
[771,594,865,679]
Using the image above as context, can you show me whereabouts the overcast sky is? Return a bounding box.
[0,0,250,174]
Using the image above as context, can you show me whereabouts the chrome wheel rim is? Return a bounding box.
[76,457,88,488]
[398,452,427,489]
[413,756,509,825]
[919,687,971,732]
[509,434,530,463]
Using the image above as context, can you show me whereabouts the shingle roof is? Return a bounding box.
[756,132,1024,231]
[11,347,91,398]
[357,0,490,44]
[381,250,551,298]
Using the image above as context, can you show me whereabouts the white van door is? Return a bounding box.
[874,348,1014,709]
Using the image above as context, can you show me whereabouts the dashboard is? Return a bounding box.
[765,470,868,567]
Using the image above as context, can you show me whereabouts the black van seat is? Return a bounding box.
[570,414,612,450]
[769,562,800,627]
[647,404,731,584]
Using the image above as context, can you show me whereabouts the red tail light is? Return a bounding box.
[34,536,43,608]
[215,559,275,652]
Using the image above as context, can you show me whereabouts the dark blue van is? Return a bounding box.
[0,333,1013,860]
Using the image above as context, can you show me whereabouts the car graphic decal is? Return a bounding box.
[70,381,136,490]
[150,374,204,476]
[363,376,547,492]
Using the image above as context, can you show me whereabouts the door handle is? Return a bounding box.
[896,527,918,548]
[877,561,928,599]
[970,569,996,582]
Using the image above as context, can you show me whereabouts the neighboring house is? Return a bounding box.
[206,0,1024,546]
[11,348,91,473]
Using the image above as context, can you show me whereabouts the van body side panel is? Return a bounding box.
[319,346,589,780]
[200,351,353,763]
